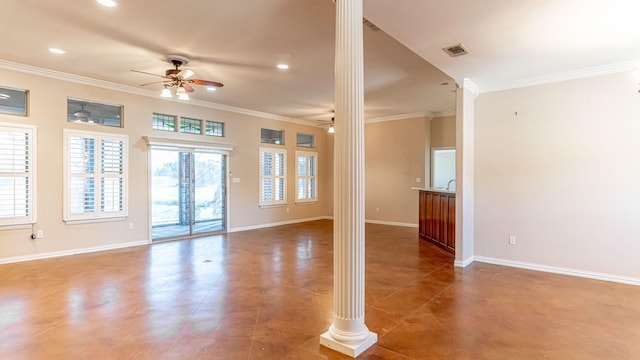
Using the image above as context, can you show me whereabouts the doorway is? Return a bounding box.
[151,148,226,240]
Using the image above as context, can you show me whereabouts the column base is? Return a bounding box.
[320,330,378,358]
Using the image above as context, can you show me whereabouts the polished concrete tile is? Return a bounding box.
[0,220,639,359]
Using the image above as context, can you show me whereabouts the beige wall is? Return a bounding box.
[430,115,456,148]
[364,117,429,226]
[0,67,330,260]
[474,71,640,279]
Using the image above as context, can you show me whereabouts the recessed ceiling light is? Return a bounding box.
[207,86,217,92]
[49,48,65,54]
[277,63,289,70]
[97,0,117,7]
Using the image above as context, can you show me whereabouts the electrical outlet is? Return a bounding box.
[376,207,380,213]
[128,222,134,230]
[509,235,516,245]
[36,230,44,239]
[286,207,289,213]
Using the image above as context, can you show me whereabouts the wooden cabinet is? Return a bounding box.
[419,190,455,254]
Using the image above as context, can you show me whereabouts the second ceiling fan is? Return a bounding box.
[132,55,223,99]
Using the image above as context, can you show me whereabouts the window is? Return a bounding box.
[180,117,202,134]
[296,151,317,203]
[153,113,176,131]
[0,123,36,226]
[205,121,224,137]
[259,148,286,206]
[64,130,128,222]
[0,86,28,116]
[296,133,315,148]
[67,98,123,127]
[261,128,284,145]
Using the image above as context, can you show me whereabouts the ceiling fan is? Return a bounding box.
[132,55,223,100]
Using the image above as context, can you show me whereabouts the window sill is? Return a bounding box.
[259,204,287,209]
[295,200,318,205]
[64,216,127,225]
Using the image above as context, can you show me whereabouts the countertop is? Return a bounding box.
[411,187,456,194]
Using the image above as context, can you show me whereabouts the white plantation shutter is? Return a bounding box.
[296,151,317,203]
[64,130,127,222]
[260,148,286,205]
[0,124,36,226]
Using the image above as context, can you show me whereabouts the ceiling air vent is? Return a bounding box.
[443,44,469,57]
[363,18,380,31]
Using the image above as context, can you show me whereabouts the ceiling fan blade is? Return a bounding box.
[179,69,194,79]
[130,69,167,78]
[182,82,195,92]
[140,80,171,87]
[190,79,224,87]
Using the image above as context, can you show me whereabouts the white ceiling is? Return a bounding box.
[1,1,639,122]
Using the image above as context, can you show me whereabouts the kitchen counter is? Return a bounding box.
[417,188,455,254]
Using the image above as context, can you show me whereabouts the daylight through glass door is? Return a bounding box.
[151,148,226,240]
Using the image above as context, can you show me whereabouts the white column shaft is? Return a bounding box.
[320,0,377,357]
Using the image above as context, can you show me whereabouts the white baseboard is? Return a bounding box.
[474,256,640,287]
[0,240,149,265]
[228,216,332,233]
[365,219,418,228]
[454,256,475,268]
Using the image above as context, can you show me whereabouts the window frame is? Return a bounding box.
[260,128,285,145]
[152,113,177,132]
[296,132,315,148]
[259,147,287,207]
[295,151,318,204]
[205,120,224,137]
[0,123,37,227]
[63,129,128,223]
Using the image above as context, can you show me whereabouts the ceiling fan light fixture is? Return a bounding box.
[207,86,217,92]
[328,124,335,133]
[178,92,190,100]
[160,88,173,98]
[176,86,187,95]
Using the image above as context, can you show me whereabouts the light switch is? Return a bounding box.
[232,177,241,183]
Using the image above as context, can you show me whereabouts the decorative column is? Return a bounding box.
[319,0,377,357]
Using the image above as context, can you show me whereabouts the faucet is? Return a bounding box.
[446,179,456,191]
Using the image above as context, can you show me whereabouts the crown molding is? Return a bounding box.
[0,59,305,124]
[479,60,638,93]
[462,78,479,98]
[365,112,430,124]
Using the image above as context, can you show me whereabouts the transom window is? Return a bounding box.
[261,128,284,145]
[153,113,177,131]
[180,117,202,134]
[296,133,315,148]
[206,121,224,137]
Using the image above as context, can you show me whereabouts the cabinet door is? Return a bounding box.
[447,194,456,250]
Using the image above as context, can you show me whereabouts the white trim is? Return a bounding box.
[0,122,37,227]
[259,147,287,206]
[454,256,475,268]
[295,150,318,203]
[0,240,148,265]
[474,256,640,287]
[480,60,637,93]
[228,216,331,233]
[365,219,418,228]
[366,112,429,124]
[143,135,234,154]
[462,78,479,98]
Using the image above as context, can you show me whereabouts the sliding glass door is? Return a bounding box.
[151,148,226,240]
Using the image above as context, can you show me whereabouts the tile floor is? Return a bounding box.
[0,220,639,359]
